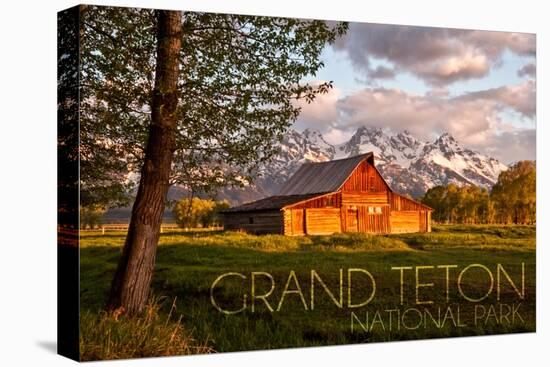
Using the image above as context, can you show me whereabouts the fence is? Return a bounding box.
[80,224,223,235]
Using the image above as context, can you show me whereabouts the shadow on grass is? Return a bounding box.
[432,224,536,238]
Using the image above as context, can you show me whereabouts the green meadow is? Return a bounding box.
[79,225,535,360]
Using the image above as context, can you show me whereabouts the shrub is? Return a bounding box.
[80,297,213,361]
[172,198,229,228]
[80,205,106,229]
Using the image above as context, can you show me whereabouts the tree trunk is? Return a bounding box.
[107,10,182,315]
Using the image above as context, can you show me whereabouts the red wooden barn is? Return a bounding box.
[222,153,432,235]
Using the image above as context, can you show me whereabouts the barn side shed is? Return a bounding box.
[222,153,432,235]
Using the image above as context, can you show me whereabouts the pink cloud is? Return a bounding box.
[517,63,536,78]
[334,24,536,86]
[457,80,535,118]
[293,83,341,129]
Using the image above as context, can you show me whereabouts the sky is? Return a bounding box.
[296,22,536,164]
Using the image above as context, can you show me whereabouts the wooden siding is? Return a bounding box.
[357,205,390,233]
[340,206,348,232]
[341,192,389,205]
[223,210,283,234]
[340,204,391,233]
[389,193,432,233]
[225,193,322,213]
[418,210,428,232]
[341,161,389,192]
[283,209,292,235]
[342,204,390,233]
[287,192,342,210]
[390,192,430,211]
[290,190,391,209]
[305,208,341,235]
[278,153,373,195]
[344,207,358,232]
[390,211,421,233]
[290,209,305,235]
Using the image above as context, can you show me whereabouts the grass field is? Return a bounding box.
[79,225,535,360]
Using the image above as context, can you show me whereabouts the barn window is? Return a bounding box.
[369,176,375,190]
[249,217,254,224]
[368,206,382,215]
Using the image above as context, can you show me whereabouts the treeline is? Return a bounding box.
[421,161,535,224]
[79,198,230,229]
[172,198,230,229]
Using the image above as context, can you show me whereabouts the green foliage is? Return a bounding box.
[80,6,348,206]
[80,296,212,360]
[422,184,491,224]
[396,224,535,251]
[209,200,230,226]
[172,198,229,228]
[58,9,80,222]
[80,205,106,229]
[421,161,535,224]
[492,161,536,224]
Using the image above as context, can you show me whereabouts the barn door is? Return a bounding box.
[304,209,341,235]
[358,205,390,234]
[345,208,358,232]
[291,209,305,235]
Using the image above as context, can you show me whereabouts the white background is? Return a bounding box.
[0,0,547,365]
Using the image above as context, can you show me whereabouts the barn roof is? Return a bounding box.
[222,193,323,213]
[277,153,375,196]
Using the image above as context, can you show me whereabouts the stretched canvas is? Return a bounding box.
[58,4,536,361]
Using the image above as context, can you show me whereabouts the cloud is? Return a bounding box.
[293,84,341,130]
[335,87,496,141]
[457,80,535,118]
[334,23,536,86]
[323,128,354,145]
[476,129,536,164]
[295,81,536,163]
[368,65,396,80]
[517,63,536,78]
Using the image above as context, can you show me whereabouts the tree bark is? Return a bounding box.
[107,10,182,315]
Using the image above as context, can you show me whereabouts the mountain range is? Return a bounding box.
[219,126,508,203]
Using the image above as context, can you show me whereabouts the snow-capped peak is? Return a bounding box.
[268,127,508,197]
